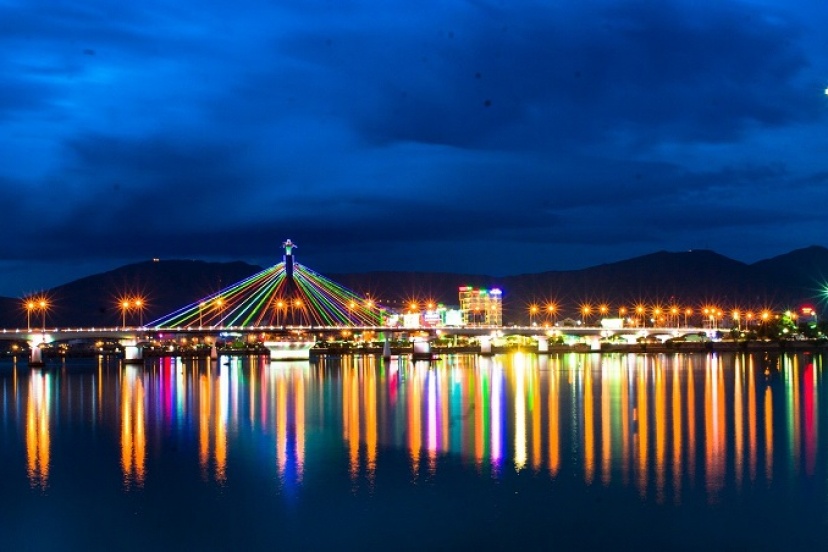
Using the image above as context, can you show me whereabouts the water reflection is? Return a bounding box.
[26,369,50,490]
[121,366,146,489]
[0,352,825,503]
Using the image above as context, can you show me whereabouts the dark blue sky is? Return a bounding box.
[1,0,827,297]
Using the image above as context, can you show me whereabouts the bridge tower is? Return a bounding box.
[283,239,296,283]
[282,239,303,325]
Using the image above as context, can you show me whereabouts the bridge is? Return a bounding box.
[3,323,712,364]
[6,240,715,365]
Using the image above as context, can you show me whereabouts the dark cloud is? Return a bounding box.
[0,0,825,295]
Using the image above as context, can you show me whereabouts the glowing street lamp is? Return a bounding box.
[38,298,48,331]
[529,304,539,326]
[121,299,131,328]
[365,298,375,324]
[581,304,592,326]
[215,298,225,327]
[684,308,692,327]
[274,299,285,326]
[546,303,558,324]
[133,298,144,327]
[635,305,645,327]
[348,300,357,325]
[25,300,35,331]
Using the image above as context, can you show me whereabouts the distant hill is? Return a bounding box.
[4,260,262,328]
[2,246,828,327]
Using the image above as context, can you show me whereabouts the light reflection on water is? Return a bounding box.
[1,351,826,547]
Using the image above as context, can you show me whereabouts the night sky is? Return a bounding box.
[2,0,827,297]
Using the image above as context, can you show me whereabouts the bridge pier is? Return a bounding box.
[121,339,144,364]
[411,336,432,360]
[478,336,493,356]
[382,336,392,359]
[124,345,143,364]
[29,344,44,367]
[536,336,549,353]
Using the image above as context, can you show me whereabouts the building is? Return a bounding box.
[458,286,502,326]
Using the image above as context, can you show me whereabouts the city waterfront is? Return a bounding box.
[1,352,827,549]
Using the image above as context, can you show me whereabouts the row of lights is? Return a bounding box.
[24,297,49,331]
[119,297,146,327]
[527,302,804,328]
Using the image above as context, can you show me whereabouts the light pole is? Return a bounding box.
[38,299,48,331]
[121,299,130,328]
[348,300,356,325]
[26,300,35,331]
[215,298,225,327]
[274,299,285,326]
[134,298,144,327]
[365,299,375,325]
[581,305,591,326]
[546,303,557,325]
[529,305,539,326]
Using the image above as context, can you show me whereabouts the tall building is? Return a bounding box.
[458,286,502,326]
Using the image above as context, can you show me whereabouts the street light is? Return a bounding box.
[529,304,539,326]
[215,298,225,327]
[133,298,144,327]
[274,299,285,326]
[25,300,35,331]
[348,300,357,325]
[121,299,131,328]
[581,304,592,326]
[38,298,48,331]
[546,303,557,325]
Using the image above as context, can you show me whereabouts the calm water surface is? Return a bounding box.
[1,352,827,550]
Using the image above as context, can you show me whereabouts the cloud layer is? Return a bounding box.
[1,0,826,295]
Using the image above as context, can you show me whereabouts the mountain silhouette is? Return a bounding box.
[3,246,827,327]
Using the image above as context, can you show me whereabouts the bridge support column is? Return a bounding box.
[121,339,144,364]
[27,334,46,367]
[382,336,392,359]
[29,344,44,367]
[210,343,218,360]
[478,336,493,356]
[588,336,602,351]
[411,336,432,360]
[536,336,548,353]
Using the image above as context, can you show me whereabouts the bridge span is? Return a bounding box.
[1,323,715,365]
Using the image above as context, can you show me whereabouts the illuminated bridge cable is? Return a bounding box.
[148,241,390,329]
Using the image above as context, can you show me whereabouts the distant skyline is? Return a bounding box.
[2,0,827,297]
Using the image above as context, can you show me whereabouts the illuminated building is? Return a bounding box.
[459,286,503,326]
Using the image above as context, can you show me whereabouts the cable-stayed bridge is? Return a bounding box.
[2,240,713,365]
